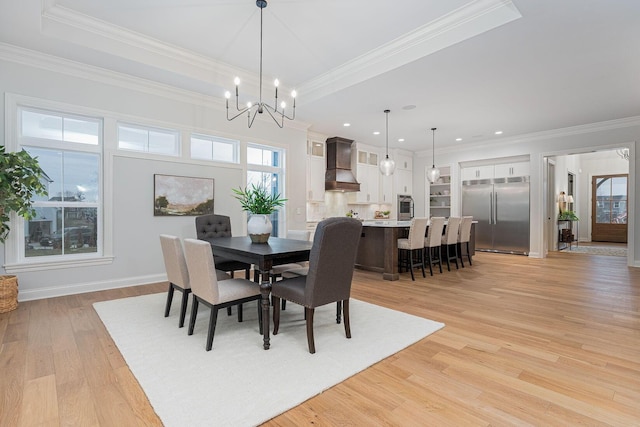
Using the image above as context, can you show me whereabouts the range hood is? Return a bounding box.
[325,137,360,192]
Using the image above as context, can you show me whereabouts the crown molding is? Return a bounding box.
[415,116,640,158]
[0,42,311,132]
[298,0,521,104]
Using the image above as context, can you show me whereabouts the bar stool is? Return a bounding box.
[441,217,462,271]
[397,217,429,281]
[458,216,473,267]
[423,217,445,276]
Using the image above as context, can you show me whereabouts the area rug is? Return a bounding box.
[564,245,627,257]
[94,293,444,427]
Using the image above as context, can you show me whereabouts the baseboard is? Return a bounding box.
[17,273,167,302]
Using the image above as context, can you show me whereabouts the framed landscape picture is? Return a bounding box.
[154,174,214,216]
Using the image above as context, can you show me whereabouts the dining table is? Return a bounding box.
[208,236,313,350]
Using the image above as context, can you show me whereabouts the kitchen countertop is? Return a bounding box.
[361,220,412,227]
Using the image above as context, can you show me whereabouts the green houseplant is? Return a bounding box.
[232,184,286,243]
[558,210,579,221]
[0,146,48,243]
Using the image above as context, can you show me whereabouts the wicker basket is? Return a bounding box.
[0,275,18,313]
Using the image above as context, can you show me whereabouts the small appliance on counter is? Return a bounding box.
[397,195,414,221]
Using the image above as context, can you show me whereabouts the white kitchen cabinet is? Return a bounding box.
[461,165,494,181]
[306,141,325,202]
[380,174,393,204]
[395,153,412,171]
[395,169,412,196]
[353,149,380,203]
[494,161,530,178]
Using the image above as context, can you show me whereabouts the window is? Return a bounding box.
[118,122,179,156]
[595,175,627,224]
[246,144,285,236]
[191,134,239,163]
[13,106,103,265]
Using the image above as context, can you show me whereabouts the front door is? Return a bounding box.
[592,174,628,242]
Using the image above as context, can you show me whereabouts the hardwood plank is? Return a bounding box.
[17,374,58,427]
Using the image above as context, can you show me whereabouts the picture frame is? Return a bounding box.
[154,174,214,216]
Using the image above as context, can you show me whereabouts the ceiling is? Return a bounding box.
[1,0,639,153]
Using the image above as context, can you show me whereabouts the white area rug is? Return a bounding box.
[564,245,627,257]
[94,292,444,427]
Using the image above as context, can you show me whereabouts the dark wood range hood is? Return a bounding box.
[324,137,360,192]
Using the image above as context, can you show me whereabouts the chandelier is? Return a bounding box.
[616,148,629,161]
[379,109,396,176]
[224,0,296,128]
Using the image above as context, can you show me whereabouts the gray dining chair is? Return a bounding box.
[271,217,363,354]
[183,238,262,351]
[195,214,251,279]
[159,234,230,328]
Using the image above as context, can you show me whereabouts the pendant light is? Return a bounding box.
[379,109,396,176]
[427,127,440,183]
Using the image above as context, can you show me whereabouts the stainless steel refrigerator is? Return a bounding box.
[462,177,530,254]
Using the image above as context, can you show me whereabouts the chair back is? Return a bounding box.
[425,217,446,248]
[195,214,232,242]
[304,217,363,307]
[459,216,473,243]
[183,238,220,303]
[443,217,462,245]
[159,234,190,289]
[405,217,429,250]
[287,230,311,241]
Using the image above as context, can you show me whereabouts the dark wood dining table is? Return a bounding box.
[208,236,313,350]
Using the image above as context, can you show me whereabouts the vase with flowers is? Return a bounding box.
[232,184,287,243]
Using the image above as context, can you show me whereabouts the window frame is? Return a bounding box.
[190,133,240,164]
[117,121,181,157]
[3,95,113,273]
[246,143,286,237]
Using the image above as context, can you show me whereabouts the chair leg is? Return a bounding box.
[245,267,251,280]
[205,307,219,351]
[305,307,316,354]
[188,297,199,335]
[426,247,433,276]
[257,299,263,335]
[443,245,451,271]
[227,306,232,316]
[419,248,426,278]
[453,244,459,269]
[466,242,473,265]
[237,303,243,322]
[164,283,175,317]
[178,289,190,328]
[343,299,351,339]
[458,242,465,268]
[336,301,342,324]
[272,296,281,335]
[437,246,443,273]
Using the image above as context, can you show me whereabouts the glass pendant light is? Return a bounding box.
[379,109,396,176]
[427,127,440,183]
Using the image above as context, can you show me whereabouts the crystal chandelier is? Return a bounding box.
[426,127,440,183]
[224,0,296,128]
[379,109,396,176]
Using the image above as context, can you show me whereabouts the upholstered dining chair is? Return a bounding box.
[458,216,474,267]
[159,234,231,328]
[253,229,311,283]
[397,217,429,281]
[195,214,251,279]
[183,238,262,351]
[441,216,462,271]
[271,217,363,354]
[423,217,445,276]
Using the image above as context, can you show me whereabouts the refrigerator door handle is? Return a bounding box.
[494,192,498,224]
[489,192,493,225]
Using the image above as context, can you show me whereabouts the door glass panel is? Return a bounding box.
[594,176,627,224]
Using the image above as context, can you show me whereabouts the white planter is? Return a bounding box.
[247,214,272,243]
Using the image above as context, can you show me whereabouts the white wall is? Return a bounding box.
[413,122,639,266]
[0,55,309,300]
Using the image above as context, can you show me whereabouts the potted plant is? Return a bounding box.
[0,146,48,313]
[232,184,286,243]
[558,210,579,221]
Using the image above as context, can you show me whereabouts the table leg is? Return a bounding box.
[260,270,272,350]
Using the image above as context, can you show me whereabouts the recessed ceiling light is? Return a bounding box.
[495,130,503,135]
[402,105,416,110]
[343,123,350,127]
[456,138,462,141]
[373,131,380,135]
[398,138,405,142]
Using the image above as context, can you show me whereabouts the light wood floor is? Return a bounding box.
[1,251,639,426]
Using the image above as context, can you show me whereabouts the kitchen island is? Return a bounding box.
[355,220,476,281]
